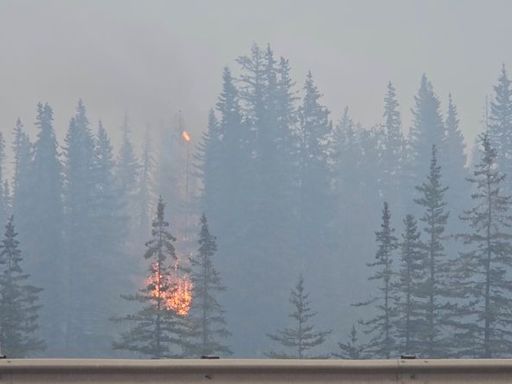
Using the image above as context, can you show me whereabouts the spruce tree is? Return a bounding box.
[116,116,140,240]
[112,197,185,358]
[27,102,64,354]
[488,65,512,190]
[456,133,512,357]
[394,214,425,355]
[266,275,331,358]
[297,71,332,262]
[407,75,445,196]
[137,128,155,234]
[0,216,44,357]
[333,325,365,359]
[187,214,231,357]
[442,94,468,227]
[356,202,398,359]
[62,100,98,354]
[414,145,450,357]
[382,82,405,212]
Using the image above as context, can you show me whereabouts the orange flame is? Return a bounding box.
[146,262,193,316]
[181,130,191,142]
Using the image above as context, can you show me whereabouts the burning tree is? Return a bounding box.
[186,214,231,357]
[112,197,191,358]
[266,275,331,358]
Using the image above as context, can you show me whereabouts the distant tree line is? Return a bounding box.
[3,43,512,358]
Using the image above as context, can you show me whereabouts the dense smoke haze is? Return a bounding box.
[2,0,512,146]
[3,0,512,360]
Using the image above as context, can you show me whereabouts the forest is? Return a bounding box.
[0,43,511,359]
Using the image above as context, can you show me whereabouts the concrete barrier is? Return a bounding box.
[0,358,511,383]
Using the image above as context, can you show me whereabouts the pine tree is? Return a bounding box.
[266,275,331,358]
[394,214,425,355]
[187,214,231,357]
[408,75,445,196]
[456,133,512,357]
[488,65,512,191]
[442,94,468,225]
[333,325,365,359]
[27,102,64,355]
[381,82,405,210]
[112,197,185,358]
[116,116,140,240]
[297,71,332,262]
[0,216,44,357]
[414,145,450,357]
[356,202,398,359]
[137,128,155,234]
[11,119,32,214]
[62,100,98,354]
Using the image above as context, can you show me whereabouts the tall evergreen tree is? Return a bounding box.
[62,100,98,354]
[442,94,468,224]
[137,128,155,234]
[456,133,512,357]
[27,102,64,355]
[116,116,140,240]
[187,214,231,357]
[0,216,44,357]
[407,75,445,196]
[297,71,332,262]
[414,145,450,357]
[266,275,331,358]
[488,65,512,191]
[381,82,405,211]
[394,214,425,355]
[112,197,185,358]
[356,202,398,359]
[11,119,32,213]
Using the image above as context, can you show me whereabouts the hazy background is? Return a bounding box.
[0,0,509,149]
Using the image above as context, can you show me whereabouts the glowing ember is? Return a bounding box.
[181,130,191,142]
[146,262,193,316]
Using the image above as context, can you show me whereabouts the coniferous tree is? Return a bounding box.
[0,216,44,357]
[333,325,365,359]
[442,94,468,227]
[394,214,425,355]
[297,71,332,263]
[455,133,512,357]
[414,145,450,357]
[62,100,98,354]
[382,82,405,212]
[488,66,512,191]
[11,119,32,214]
[356,202,398,359]
[407,75,445,197]
[27,102,64,355]
[112,197,185,358]
[116,116,140,240]
[187,214,231,357]
[266,275,331,358]
[137,128,155,234]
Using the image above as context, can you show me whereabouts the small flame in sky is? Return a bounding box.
[181,130,191,142]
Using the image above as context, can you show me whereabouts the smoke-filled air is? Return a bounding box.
[3,0,512,359]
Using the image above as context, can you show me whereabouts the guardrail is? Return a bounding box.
[0,358,511,383]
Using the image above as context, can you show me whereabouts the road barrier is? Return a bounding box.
[0,358,511,383]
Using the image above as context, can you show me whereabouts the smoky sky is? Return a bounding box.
[0,0,511,150]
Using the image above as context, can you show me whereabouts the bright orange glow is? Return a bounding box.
[146,262,193,316]
[167,277,193,316]
[181,130,191,142]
